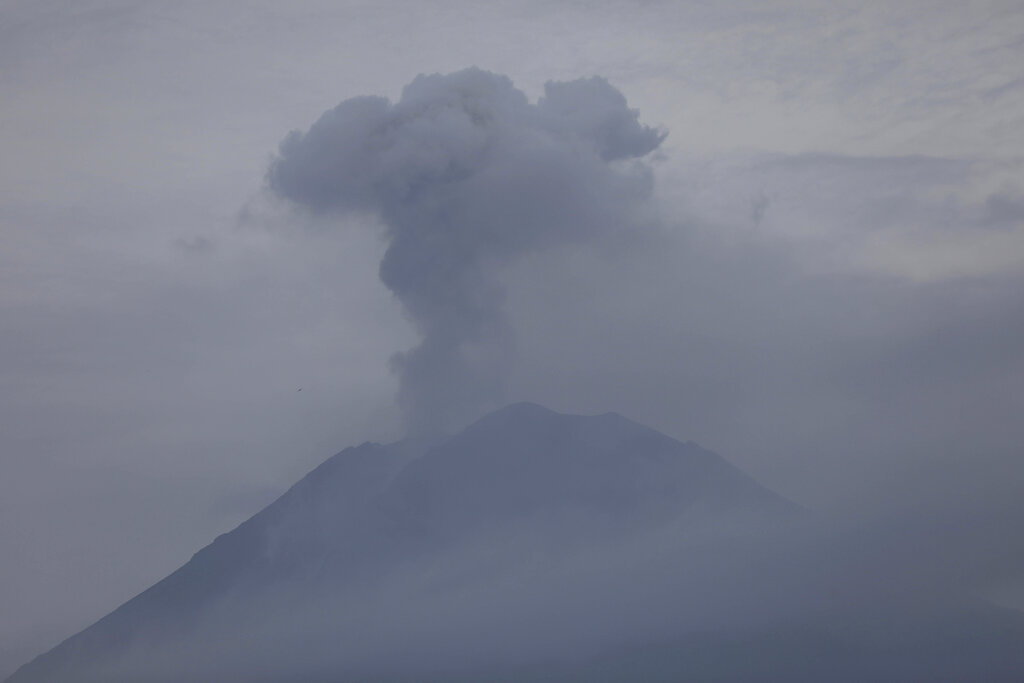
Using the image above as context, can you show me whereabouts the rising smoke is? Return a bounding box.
[267,68,665,433]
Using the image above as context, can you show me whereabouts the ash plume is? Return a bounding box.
[267,68,664,433]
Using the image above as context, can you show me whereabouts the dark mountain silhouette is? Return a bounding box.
[9,404,1024,682]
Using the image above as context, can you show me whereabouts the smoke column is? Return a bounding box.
[267,68,664,434]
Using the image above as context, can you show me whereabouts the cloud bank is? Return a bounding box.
[267,68,665,434]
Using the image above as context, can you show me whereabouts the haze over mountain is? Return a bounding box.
[6,7,1024,679]
[9,404,1024,682]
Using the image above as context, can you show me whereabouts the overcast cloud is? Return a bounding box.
[2,0,1024,677]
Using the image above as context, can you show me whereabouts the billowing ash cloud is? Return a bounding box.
[267,68,665,433]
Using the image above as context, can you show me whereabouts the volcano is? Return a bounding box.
[9,404,1024,682]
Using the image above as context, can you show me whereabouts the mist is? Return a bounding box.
[15,404,1023,682]
[4,2,1024,680]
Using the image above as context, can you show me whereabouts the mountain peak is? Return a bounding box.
[463,402,644,440]
[7,402,796,683]
[11,403,1024,682]
[464,400,556,428]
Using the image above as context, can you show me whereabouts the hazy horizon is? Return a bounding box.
[3,1,1024,678]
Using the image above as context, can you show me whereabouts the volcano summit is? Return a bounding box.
[9,404,1024,682]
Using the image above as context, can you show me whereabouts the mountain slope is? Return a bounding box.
[9,403,1024,682]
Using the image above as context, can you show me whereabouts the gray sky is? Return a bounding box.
[2,0,1024,676]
